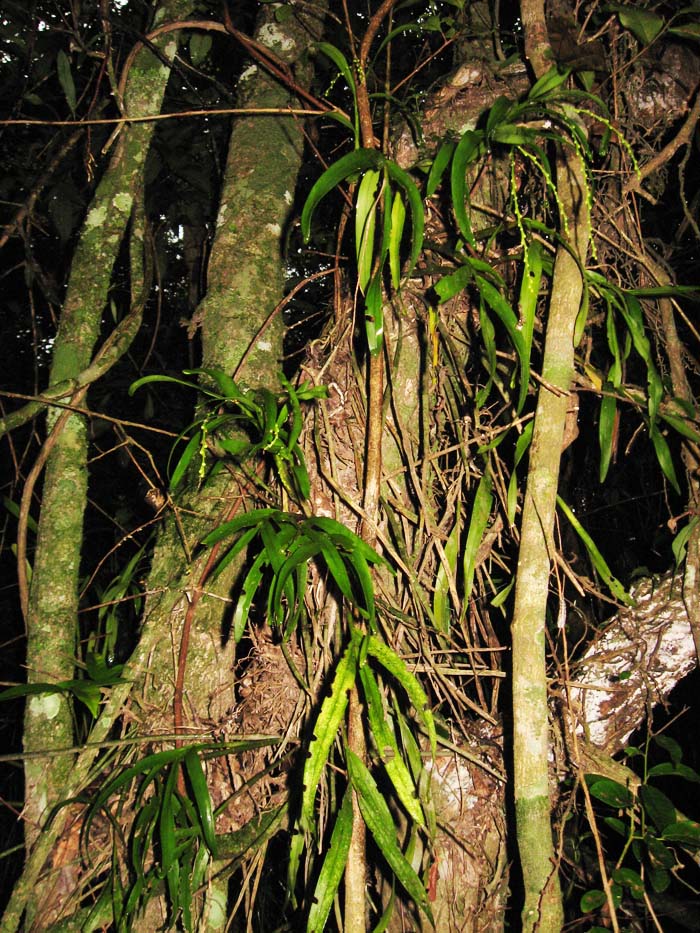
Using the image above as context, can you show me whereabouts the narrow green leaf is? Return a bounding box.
[364,268,384,356]
[184,750,217,857]
[365,636,436,758]
[359,665,424,825]
[464,469,493,601]
[347,750,433,923]
[315,42,358,139]
[302,149,384,243]
[355,169,381,293]
[389,190,406,290]
[306,790,353,933]
[201,508,283,547]
[598,393,617,483]
[650,425,681,494]
[477,275,529,412]
[169,430,202,491]
[485,96,513,135]
[300,639,359,831]
[435,264,472,304]
[518,240,542,362]
[507,421,533,524]
[56,50,77,113]
[527,64,571,101]
[159,765,179,878]
[426,140,456,197]
[557,497,633,604]
[269,539,316,627]
[450,130,482,246]
[385,161,424,280]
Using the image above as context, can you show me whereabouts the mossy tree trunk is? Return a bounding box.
[20,0,189,900]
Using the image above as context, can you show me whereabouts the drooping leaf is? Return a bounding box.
[557,497,633,604]
[426,139,456,197]
[183,749,218,857]
[302,149,384,243]
[598,392,617,483]
[450,130,482,246]
[355,169,381,293]
[346,750,433,923]
[385,160,425,280]
[389,189,407,290]
[306,789,353,933]
[359,664,424,825]
[364,268,384,356]
[300,638,359,831]
[365,635,436,758]
[56,49,77,114]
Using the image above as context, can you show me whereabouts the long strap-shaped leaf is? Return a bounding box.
[346,750,433,924]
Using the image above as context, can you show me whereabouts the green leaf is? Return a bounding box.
[188,33,212,66]
[450,130,482,246]
[56,50,77,114]
[586,775,634,808]
[639,783,676,833]
[365,636,436,758]
[477,275,529,412]
[389,189,407,290]
[557,497,633,604]
[485,96,513,135]
[306,790,354,933]
[302,150,383,243]
[649,866,671,893]
[463,469,493,600]
[507,422,533,525]
[359,664,424,825]
[598,393,617,483]
[183,749,218,857]
[315,42,358,139]
[649,425,680,494]
[618,8,664,45]
[364,268,384,356]
[201,508,284,547]
[169,430,202,491]
[347,750,433,922]
[426,140,456,197]
[435,264,472,304]
[612,866,645,900]
[661,819,700,846]
[300,639,359,831]
[385,161,424,280]
[527,65,571,101]
[518,240,542,365]
[580,889,607,913]
[654,733,683,766]
[355,169,381,293]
